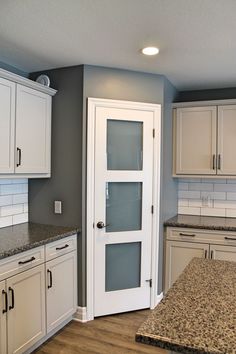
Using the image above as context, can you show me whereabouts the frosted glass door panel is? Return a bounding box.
[106,182,142,232]
[105,242,141,291]
[107,120,143,170]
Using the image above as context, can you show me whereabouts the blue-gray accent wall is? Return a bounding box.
[0,61,28,77]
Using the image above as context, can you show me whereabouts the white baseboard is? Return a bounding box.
[73,306,88,322]
[155,292,163,307]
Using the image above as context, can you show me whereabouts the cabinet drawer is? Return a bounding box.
[45,235,77,261]
[166,227,236,246]
[0,246,44,281]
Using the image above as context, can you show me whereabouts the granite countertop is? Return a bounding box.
[0,222,79,260]
[136,258,236,354]
[164,214,236,232]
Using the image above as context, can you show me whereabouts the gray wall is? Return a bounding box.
[176,87,236,102]
[0,61,28,77]
[29,66,84,304]
[28,64,178,306]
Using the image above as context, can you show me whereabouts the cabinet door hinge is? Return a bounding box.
[146,279,152,287]
[151,205,154,214]
[153,129,155,138]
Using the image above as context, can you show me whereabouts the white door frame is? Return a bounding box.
[86,97,161,321]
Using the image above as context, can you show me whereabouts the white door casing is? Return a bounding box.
[86,98,161,320]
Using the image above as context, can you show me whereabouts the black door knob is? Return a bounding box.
[97,221,109,229]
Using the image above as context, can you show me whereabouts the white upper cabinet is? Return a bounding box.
[0,78,15,174]
[175,106,217,175]
[0,69,56,178]
[15,85,51,174]
[174,103,236,177]
[217,105,236,175]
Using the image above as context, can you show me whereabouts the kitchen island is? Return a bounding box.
[136,258,236,354]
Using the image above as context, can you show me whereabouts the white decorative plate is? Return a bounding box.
[36,74,50,87]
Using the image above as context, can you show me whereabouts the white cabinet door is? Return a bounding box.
[165,241,209,292]
[210,244,236,262]
[175,107,217,175]
[0,280,7,354]
[218,105,236,175]
[7,265,45,354]
[15,84,51,174]
[0,78,15,174]
[46,252,77,333]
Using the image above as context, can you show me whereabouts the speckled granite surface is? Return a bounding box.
[0,222,79,259]
[164,214,236,232]
[136,258,236,354]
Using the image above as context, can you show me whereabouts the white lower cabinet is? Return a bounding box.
[0,235,77,354]
[165,228,236,292]
[165,241,208,292]
[46,251,77,333]
[0,280,7,354]
[210,244,236,262]
[7,265,45,354]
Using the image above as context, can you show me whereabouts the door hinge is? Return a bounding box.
[151,205,154,214]
[146,279,152,287]
[153,129,155,138]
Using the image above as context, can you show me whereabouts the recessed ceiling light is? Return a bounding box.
[142,46,159,56]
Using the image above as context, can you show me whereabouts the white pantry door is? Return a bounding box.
[94,105,154,317]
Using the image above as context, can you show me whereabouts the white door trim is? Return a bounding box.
[86,97,161,321]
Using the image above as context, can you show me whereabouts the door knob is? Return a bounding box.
[96,221,109,229]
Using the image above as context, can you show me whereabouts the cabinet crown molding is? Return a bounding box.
[173,99,236,108]
[0,68,57,96]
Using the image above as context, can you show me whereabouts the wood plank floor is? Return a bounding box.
[34,310,166,354]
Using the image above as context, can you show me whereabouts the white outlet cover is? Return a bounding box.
[54,200,62,214]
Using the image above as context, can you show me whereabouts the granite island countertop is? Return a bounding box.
[164,214,236,232]
[0,222,79,260]
[136,258,236,354]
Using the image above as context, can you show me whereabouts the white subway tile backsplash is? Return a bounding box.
[178,190,200,199]
[189,183,213,191]
[201,208,226,217]
[178,199,189,207]
[13,213,28,225]
[0,179,28,228]
[178,178,236,218]
[179,206,201,215]
[178,182,188,191]
[13,193,28,204]
[226,209,236,217]
[227,192,236,200]
[214,183,236,192]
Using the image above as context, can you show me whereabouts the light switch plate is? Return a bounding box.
[54,200,62,214]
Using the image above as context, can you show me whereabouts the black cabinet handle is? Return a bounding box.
[18,256,36,265]
[218,154,221,170]
[2,290,8,314]
[9,287,14,310]
[213,154,216,170]
[210,250,214,259]
[56,244,69,251]
[179,232,196,237]
[204,250,208,258]
[16,147,21,167]
[47,269,52,289]
[225,237,236,241]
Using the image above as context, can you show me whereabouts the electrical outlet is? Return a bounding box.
[202,195,211,207]
[54,200,62,214]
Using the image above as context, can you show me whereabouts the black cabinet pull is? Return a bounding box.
[9,287,14,310]
[225,237,236,241]
[204,250,208,259]
[56,244,69,251]
[16,147,21,167]
[18,256,36,265]
[213,154,216,170]
[47,269,52,289]
[179,232,196,237]
[218,154,221,170]
[210,250,214,259]
[2,290,8,314]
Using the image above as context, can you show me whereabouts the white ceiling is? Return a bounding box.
[1,0,236,90]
